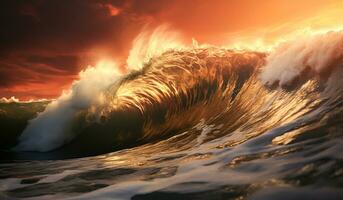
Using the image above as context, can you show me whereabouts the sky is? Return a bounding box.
[1,0,343,100]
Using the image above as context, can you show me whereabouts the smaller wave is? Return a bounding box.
[0,97,20,103]
[14,61,123,152]
[260,31,343,88]
[0,97,50,104]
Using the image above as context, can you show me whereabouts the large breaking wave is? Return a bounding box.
[13,29,343,155]
[1,28,343,200]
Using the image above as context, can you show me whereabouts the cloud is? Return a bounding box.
[25,55,79,73]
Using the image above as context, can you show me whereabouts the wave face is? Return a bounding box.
[0,31,343,199]
[80,49,266,147]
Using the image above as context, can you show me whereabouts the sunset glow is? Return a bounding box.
[1,2,343,199]
[0,0,343,100]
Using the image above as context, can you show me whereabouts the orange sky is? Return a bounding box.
[0,0,342,100]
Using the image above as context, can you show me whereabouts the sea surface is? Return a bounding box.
[0,47,342,199]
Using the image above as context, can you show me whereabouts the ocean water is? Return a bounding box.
[0,42,343,199]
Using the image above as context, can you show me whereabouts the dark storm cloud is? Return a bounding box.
[0,64,31,87]
[0,0,129,54]
[0,0,145,99]
[0,60,76,87]
[26,55,79,72]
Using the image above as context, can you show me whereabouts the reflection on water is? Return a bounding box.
[0,49,342,199]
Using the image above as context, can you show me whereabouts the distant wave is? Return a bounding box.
[0,96,50,103]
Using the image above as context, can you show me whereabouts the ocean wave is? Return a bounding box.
[10,30,343,156]
[1,28,342,200]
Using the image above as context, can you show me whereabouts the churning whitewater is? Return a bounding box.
[1,29,342,200]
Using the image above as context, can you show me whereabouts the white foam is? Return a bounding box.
[260,31,343,87]
[38,170,81,184]
[0,96,19,103]
[14,61,122,152]
[126,24,185,71]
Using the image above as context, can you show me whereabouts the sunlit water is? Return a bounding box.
[0,48,342,200]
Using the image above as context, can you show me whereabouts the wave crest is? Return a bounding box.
[260,31,343,88]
